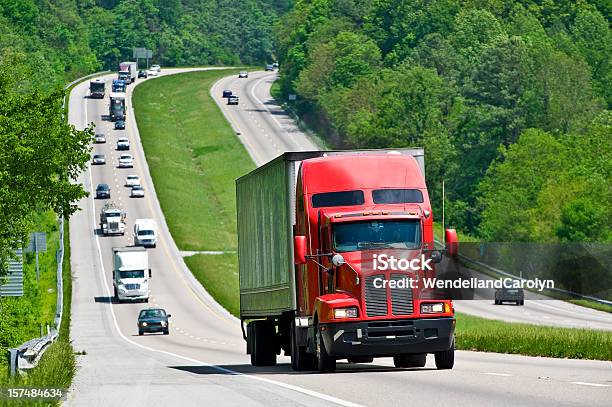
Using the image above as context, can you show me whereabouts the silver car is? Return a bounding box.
[116,137,130,150]
[118,154,134,168]
[130,185,145,198]
[92,154,106,165]
[94,133,106,143]
[238,71,248,78]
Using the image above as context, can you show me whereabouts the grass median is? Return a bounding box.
[133,69,612,362]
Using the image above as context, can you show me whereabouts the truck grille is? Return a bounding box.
[390,273,414,315]
[365,274,388,317]
[109,222,119,230]
[125,283,140,290]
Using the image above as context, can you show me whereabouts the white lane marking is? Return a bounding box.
[84,77,362,407]
[570,382,610,387]
[482,372,512,377]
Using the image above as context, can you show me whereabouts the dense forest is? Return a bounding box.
[276,0,611,242]
[0,0,289,271]
[0,0,290,90]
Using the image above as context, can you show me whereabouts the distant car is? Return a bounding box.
[138,70,148,78]
[130,185,145,198]
[115,120,126,130]
[138,308,170,335]
[118,154,133,168]
[150,64,161,73]
[95,183,111,199]
[147,69,158,77]
[227,95,239,105]
[222,89,233,98]
[238,71,248,78]
[92,154,106,165]
[93,133,106,143]
[272,62,279,68]
[116,137,130,150]
[265,64,274,71]
[495,286,524,305]
[125,174,141,187]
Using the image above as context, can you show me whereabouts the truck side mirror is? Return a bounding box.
[294,236,307,265]
[445,229,458,257]
[431,250,442,264]
[149,268,152,278]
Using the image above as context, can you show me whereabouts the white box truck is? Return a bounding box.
[134,219,157,248]
[113,247,151,303]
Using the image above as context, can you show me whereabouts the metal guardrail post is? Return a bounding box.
[8,348,18,376]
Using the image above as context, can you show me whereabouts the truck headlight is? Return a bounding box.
[141,322,148,327]
[420,302,444,314]
[161,321,167,327]
[333,307,358,319]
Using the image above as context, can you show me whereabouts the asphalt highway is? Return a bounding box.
[64,68,611,406]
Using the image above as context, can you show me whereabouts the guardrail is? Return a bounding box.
[7,71,109,376]
[435,239,612,306]
[7,217,63,376]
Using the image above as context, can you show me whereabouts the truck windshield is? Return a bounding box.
[138,230,154,236]
[119,270,145,279]
[333,220,421,252]
[106,211,122,217]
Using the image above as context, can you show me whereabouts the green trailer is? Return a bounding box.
[236,150,425,319]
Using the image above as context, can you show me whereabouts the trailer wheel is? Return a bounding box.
[393,353,426,368]
[316,325,336,373]
[435,338,455,370]
[249,320,277,366]
[291,321,315,371]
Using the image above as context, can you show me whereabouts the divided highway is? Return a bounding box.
[65,68,611,406]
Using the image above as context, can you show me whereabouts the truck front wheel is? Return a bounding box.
[250,320,277,367]
[316,325,336,373]
[434,338,455,370]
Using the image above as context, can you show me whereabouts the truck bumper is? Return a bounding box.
[118,292,149,301]
[320,317,455,358]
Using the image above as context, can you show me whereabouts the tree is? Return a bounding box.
[570,4,611,106]
[477,129,566,241]
[0,55,92,273]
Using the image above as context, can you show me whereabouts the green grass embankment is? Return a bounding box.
[133,68,612,361]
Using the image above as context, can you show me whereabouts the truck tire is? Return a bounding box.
[316,325,336,373]
[290,321,315,371]
[393,353,426,368]
[435,339,455,370]
[138,330,143,336]
[518,300,524,306]
[250,320,277,366]
[163,329,169,335]
[113,287,120,303]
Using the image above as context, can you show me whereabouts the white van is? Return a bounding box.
[134,219,157,248]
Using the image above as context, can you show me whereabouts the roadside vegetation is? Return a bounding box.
[275,0,611,244]
[134,68,612,362]
[456,312,612,360]
[0,217,75,407]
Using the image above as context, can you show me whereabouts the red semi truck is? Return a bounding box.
[237,150,458,373]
